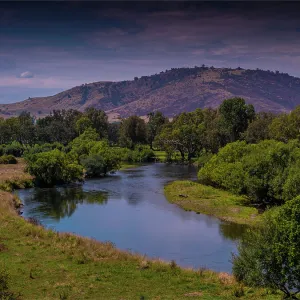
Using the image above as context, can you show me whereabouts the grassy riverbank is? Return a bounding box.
[164,181,260,225]
[0,164,279,299]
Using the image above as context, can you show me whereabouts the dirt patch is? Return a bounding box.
[0,243,8,252]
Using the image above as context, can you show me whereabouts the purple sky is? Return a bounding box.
[1,1,300,103]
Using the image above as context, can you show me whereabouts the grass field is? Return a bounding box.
[0,162,280,299]
[164,181,260,225]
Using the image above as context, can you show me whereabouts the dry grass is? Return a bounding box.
[0,159,33,191]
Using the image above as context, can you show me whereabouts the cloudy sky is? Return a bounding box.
[1,1,300,103]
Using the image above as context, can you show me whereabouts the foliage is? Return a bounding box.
[75,116,92,134]
[155,109,205,161]
[25,149,83,187]
[84,107,108,138]
[3,141,24,157]
[81,140,121,177]
[116,145,155,163]
[23,142,65,156]
[243,112,275,143]
[119,116,148,149]
[233,197,300,298]
[69,128,99,158]
[36,109,82,145]
[0,155,17,164]
[219,97,255,142]
[147,111,168,149]
[198,140,300,206]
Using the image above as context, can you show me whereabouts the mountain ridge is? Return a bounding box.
[1,66,300,120]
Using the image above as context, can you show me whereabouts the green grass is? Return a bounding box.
[119,163,140,170]
[153,150,167,162]
[164,181,261,225]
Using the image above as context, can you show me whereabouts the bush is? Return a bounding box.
[0,155,17,164]
[4,141,24,157]
[26,149,83,187]
[116,145,155,163]
[81,141,121,177]
[233,197,300,299]
[198,140,300,206]
[24,142,65,156]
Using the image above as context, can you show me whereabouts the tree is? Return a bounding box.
[76,116,92,134]
[269,106,300,142]
[119,116,147,149]
[107,122,120,145]
[155,109,205,161]
[147,111,168,149]
[243,112,274,143]
[17,111,36,145]
[36,109,82,144]
[219,98,255,142]
[84,108,108,138]
[233,197,300,299]
[26,149,83,187]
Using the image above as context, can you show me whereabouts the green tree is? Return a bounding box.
[119,116,147,149]
[75,116,92,134]
[243,112,274,143]
[84,108,108,138]
[81,140,121,177]
[155,110,205,161]
[26,149,83,187]
[233,197,300,299]
[219,97,255,142]
[147,111,168,149]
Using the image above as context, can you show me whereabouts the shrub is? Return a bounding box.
[81,140,121,177]
[233,197,300,299]
[198,140,300,205]
[26,149,83,187]
[4,141,24,157]
[0,155,17,164]
[24,142,65,156]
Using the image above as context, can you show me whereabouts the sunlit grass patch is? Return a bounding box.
[164,180,260,225]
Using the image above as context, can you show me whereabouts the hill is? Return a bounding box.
[1,67,300,119]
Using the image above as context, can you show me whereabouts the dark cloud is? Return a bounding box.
[0,1,300,103]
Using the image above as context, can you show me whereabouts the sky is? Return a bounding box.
[1,1,300,103]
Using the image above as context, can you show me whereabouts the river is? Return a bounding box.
[16,163,245,273]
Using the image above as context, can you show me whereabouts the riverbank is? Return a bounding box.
[164,181,260,225]
[0,163,279,299]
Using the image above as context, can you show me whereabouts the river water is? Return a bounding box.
[16,163,245,273]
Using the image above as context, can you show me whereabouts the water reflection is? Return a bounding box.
[219,222,248,241]
[22,186,107,220]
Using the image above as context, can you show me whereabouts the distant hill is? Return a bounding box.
[1,67,300,120]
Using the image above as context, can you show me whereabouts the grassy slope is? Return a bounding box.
[164,181,260,225]
[0,163,279,299]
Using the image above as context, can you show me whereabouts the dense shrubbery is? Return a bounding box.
[23,142,65,156]
[198,140,300,205]
[2,141,24,157]
[25,149,83,187]
[116,145,155,163]
[0,155,17,164]
[233,197,300,298]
